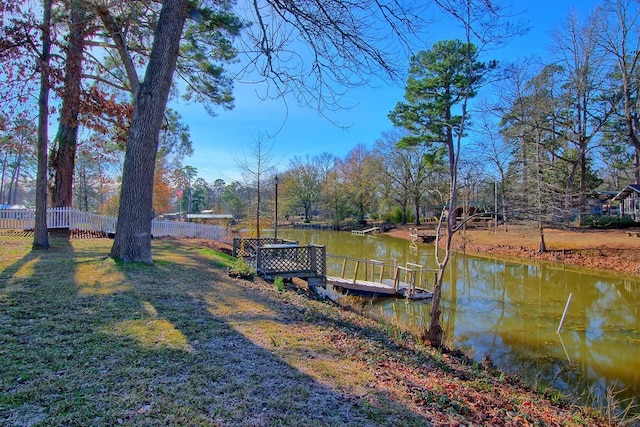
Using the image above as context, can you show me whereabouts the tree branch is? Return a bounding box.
[94,4,140,95]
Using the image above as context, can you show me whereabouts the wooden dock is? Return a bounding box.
[351,227,381,236]
[325,276,432,299]
[325,256,434,299]
[409,227,436,244]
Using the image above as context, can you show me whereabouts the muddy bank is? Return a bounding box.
[385,224,640,276]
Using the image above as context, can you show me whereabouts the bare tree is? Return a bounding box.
[235,135,276,238]
[550,8,611,224]
[336,144,379,223]
[474,112,513,232]
[596,0,640,183]
[375,128,432,225]
[285,155,322,222]
[236,0,428,114]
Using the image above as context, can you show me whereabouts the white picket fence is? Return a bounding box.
[0,207,231,242]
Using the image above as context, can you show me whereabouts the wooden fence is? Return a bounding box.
[0,207,231,242]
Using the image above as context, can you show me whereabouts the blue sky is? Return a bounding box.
[174,0,601,183]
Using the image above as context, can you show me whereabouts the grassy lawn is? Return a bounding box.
[0,235,608,426]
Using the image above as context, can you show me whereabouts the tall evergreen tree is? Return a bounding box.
[389,39,493,347]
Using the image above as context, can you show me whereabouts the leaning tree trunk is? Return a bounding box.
[429,128,458,348]
[110,0,188,263]
[33,0,52,250]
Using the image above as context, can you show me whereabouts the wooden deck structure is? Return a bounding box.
[409,227,436,244]
[232,238,434,299]
[233,238,326,286]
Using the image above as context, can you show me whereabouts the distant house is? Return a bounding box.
[589,191,618,215]
[612,184,640,221]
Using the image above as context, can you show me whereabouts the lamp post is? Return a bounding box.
[274,176,279,241]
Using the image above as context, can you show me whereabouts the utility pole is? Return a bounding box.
[274,176,279,240]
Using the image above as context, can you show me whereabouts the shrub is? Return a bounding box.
[274,276,285,292]
[581,215,637,229]
[384,207,415,224]
[228,258,255,280]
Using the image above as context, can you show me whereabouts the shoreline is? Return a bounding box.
[383,224,640,276]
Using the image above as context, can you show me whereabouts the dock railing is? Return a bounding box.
[327,254,398,285]
[327,255,436,295]
[393,262,437,297]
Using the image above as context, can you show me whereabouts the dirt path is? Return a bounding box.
[385,224,640,276]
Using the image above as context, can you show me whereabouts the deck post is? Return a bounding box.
[319,245,326,277]
[409,270,415,295]
[352,260,360,284]
[232,237,238,257]
[256,246,262,271]
[393,267,400,292]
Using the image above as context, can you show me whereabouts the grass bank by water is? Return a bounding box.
[0,235,614,426]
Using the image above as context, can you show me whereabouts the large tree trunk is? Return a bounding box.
[51,4,85,208]
[33,0,52,250]
[110,0,188,263]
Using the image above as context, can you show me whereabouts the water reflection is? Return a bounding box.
[278,229,640,406]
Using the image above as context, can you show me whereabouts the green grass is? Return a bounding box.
[0,236,415,426]
[197,247,235,269]
[0,235,610,426]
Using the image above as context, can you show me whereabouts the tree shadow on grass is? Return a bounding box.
[1,237,435,426]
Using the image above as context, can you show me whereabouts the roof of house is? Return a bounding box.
[185,213,234,219]
[613,184,640,201]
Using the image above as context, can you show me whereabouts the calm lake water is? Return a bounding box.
[277,228,640,408]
